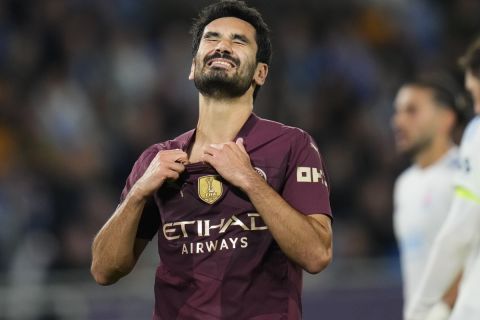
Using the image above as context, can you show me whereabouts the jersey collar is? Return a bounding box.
[175,113,259,152]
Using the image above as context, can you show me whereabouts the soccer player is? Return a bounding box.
[90,1,333,319]
[392,74,467,319]
[406,38,480,320]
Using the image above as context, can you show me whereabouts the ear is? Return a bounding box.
[188,59,195,80]
[440,108,456,134]
[253,63,268,86]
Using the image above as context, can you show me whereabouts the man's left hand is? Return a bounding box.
[202,138,260,189]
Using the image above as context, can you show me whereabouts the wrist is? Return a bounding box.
[240,170,266,194]
[424,301,451,320]
[129,185,151,203]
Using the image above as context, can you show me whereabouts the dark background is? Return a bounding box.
[0,0,478,319]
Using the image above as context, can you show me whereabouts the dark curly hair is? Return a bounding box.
[406,73,470,127]
[190,0,272,99]
[459,37,480,79]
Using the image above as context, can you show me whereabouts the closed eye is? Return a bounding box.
[203,31,220,41]
[232,34,249,45]
[233,40,246,45]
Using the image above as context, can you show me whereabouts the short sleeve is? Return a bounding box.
[120,146,161,240]
[455,117,480,200]
[281,130,332,217]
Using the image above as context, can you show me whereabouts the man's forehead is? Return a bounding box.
[399,85,434,100]
[395,86,429,107]
[204,17,256,39]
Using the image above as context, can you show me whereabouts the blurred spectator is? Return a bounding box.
[0,0,476,284]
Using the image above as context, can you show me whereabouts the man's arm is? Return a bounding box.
[423,273,461,320]
[91,149,188,285]
[203,138,332,273]
[91,189,150,285]
[407,190,480,319]
[442,273,461,310]
[242,176,332,273]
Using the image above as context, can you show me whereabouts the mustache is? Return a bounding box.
[204,52,240,67]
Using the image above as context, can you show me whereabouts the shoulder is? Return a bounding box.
[395,166,416,187]
[264,119,321,159]
[256,116,307,136]
[459,116,480,159]
[462,116,480,143]
[441,146,460,171]
[131,144,162,174]
[255,116,315,147]
[135,129,194,168]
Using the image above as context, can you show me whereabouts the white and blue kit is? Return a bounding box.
[394,147,459,313]
[407,116,480,320]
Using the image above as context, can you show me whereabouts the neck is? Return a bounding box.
[414,138,454,168]
[195,94,253,144]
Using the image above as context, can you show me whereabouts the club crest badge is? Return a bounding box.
[198,175,223,204]
[254,167,267,181]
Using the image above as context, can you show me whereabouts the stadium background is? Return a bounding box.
[0,0,478,319]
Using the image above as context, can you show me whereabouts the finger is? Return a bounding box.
[235,138,247,153]
[163,170,180,181]
[203,145,219,156]
[225,140,245,158]
[235,137,244,148]
[174,155,189,165]
[201,153,215,165]
[169,150,188,160]
[210,143,223,150]
[220,142,238,154]
[159,150,188,163]
[162,148,185,155]
[167,162,186,173]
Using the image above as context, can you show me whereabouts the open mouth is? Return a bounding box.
[204,52,239,70]
[207,58,236,69]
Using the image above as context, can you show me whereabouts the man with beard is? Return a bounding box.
[407,38,480,320]
[391,74,467,320]
[91,1,333,319]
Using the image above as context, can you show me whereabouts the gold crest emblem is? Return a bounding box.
[198,175,223,204]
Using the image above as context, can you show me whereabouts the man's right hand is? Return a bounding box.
[133,149,188,198]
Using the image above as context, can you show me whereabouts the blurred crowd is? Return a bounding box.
[0,0,479,283]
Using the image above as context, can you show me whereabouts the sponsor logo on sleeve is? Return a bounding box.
[296,166,328,187]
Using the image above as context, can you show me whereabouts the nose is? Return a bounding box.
[214,39,233,54]
[391,111,403,130]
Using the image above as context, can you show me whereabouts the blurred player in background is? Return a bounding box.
[392,73,468,319]
[407,37,480,320]
[91,1,333,319]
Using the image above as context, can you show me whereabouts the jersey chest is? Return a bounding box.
[153,153,288,259]
[395,168,455,248]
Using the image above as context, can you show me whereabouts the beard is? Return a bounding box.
[397,134,433,158]
[193,52,256,99]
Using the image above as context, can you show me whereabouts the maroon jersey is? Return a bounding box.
[120,114,332,320]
